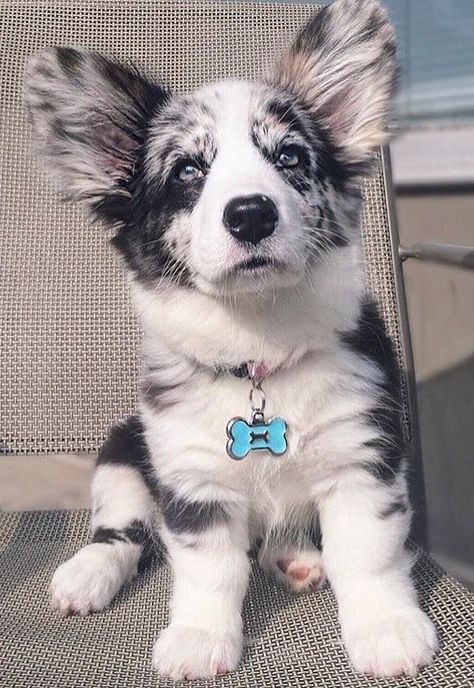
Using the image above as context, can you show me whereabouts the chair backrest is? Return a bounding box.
[0,0,412,457]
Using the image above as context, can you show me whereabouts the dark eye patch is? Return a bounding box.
[170,148,214,183]
[251,94,316,192]
[111,147,205,286]
[149,146,211,190]
[265,98,312,141]
[251,119,311,165]
[253,89,354,193]
[144,95,217,187]
[102,91,221,289]
[251,127,313,196]
[277,156,312,195]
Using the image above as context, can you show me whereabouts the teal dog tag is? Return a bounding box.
[226,414,288,460]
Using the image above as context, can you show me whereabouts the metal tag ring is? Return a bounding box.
[249,386,266,413]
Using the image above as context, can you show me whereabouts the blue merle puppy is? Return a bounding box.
[25,0,437,680]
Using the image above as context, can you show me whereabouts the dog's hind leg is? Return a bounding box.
[50,416,158,616]
[257,527,326,594]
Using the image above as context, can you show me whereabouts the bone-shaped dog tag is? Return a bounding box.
[226,415,288,460]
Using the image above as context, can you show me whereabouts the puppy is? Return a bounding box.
[25,0,438,680]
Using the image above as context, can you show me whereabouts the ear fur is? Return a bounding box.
[24,47,169,219]
[275,0,396,170]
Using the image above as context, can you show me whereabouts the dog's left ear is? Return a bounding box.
[275,0,396,170]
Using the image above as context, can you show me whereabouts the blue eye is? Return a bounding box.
[277,146,300,168]
[176,161,204,182]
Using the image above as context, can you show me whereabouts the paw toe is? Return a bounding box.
[344,609,438,677]
[49,544,129,616]
[153,625,242,680]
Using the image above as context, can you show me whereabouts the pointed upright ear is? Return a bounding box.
[24,47,169,219]
[275,0,396,170]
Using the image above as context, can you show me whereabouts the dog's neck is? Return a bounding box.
[131,243,365,371]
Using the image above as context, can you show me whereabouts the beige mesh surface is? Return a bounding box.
[1,0,408,455]
[1,509,473,687]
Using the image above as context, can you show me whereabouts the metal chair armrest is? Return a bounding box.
[399,242,474,270]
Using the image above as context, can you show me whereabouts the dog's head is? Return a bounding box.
[25,0,395,298]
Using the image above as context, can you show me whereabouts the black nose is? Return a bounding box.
[223,195,278,245]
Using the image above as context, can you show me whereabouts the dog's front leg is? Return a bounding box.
[153,489,250,680]
[319,468,438,677]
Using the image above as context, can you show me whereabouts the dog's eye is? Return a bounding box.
[176,161,204,182]
[277,146,300,168]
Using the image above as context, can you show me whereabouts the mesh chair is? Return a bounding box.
[1,2,473,686]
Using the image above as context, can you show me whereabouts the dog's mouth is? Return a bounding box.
[200,255,299,297]
[216,255,293,287]
[234,256,273,272]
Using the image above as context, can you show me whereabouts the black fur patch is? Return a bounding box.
[92,519,155,570]
[97,416,159,498]
[318,193,348,249]
[95,419,158,568]
[263,90,363,190]
[139,378,182,410]
[253,92,350,193]
[92,526,127,545]
[110,151,202,286]
[56,46,86,75]
[379,499,408,519]
[124,520,151,545]
[92,520,150,547]
[110,95,216,285]
[293,6,331,54]
[342,299,400,391]
[160,486,229,534]
[342,299,405,483]
[266,97,308,138]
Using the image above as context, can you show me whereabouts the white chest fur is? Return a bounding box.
[133,248,377,527]
[140,343,382,526]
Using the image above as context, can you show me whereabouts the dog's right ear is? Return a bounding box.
[24,47,169,222]
[274,0,396,172]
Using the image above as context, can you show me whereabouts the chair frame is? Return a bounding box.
[382,146,474,545]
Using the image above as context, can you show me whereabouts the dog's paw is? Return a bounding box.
[50,543,134,616]
[258,544,326,594]
[152,624,243,680]
[343,607,438,677]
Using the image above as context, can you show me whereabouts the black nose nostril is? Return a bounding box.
[223,194,278,245]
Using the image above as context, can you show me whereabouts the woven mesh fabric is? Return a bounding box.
[1,0,410,455]
[1,509,473,687]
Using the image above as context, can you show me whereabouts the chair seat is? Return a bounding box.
[1,510,473,687]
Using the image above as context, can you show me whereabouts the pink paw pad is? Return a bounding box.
[275,552,326,592]
[288,566,312,582]
[277,558,311,581]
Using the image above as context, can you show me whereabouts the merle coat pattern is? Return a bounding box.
[25,0,437,679]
